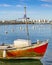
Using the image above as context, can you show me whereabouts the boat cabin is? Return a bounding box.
[13,39,31,48]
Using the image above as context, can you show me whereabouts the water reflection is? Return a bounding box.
[0,59,43,65]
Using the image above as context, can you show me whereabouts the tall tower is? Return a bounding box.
[24,6,27,19]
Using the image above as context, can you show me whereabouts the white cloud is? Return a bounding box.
[41,4,52,7]
[16,5,23,7]
[16,4,28,8]
[0,4,23,8]
[41,0,52,2]
[0,4,28,8]
[0,4,11,7]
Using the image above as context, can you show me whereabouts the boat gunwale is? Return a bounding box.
[0,41,48,50]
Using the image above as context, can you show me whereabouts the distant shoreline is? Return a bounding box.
[0,22,51,25]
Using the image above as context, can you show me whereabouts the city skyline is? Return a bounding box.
[0,0,52,20]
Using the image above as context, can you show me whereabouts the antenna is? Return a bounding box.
[24,6,27,19]
[24,6,30,20]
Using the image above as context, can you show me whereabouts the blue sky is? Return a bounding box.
[0,0,52,20]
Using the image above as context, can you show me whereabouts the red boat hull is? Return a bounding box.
[6,42,48,59]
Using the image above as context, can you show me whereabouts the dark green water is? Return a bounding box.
[0,59,43,65]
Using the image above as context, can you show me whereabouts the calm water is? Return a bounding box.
[0,24,52,65]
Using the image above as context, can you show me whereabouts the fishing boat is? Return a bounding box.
[0,39,48,59]
[0,6,48,59]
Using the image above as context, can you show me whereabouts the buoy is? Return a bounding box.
[5,31,8,34]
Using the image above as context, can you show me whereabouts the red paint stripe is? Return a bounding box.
[33,43,48,54]
[27,43,48,54]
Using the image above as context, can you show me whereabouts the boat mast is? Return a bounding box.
[24,6,29,40]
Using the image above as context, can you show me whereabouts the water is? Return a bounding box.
[0,24,52,65]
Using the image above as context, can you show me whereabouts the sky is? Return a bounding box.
[0,0,52,20]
